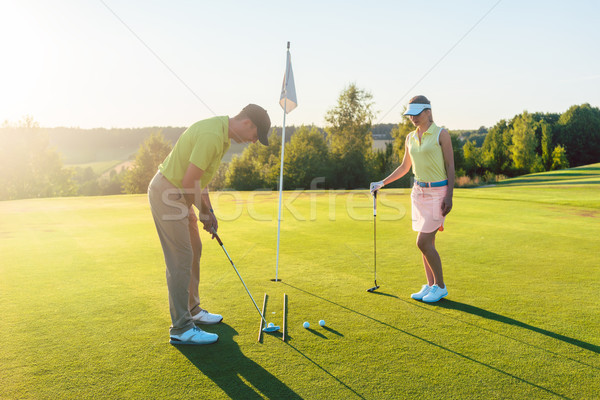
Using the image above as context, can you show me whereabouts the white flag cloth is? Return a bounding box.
[274,45,297,281]
[279,52,297,114]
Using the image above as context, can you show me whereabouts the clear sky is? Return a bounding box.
[1,0,599,130]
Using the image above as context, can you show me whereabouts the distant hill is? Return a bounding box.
[3,123,477,166]
[12,124,403,165]
[453,126,488,146]
[44,126,186,164]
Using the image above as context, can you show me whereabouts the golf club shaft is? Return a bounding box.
[373,191,377,284]
[213,231,268,324]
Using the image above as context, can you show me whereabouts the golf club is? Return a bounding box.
[367,190,380,292]
[212,228,280,333]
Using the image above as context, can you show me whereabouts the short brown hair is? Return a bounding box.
[408,95,430,105]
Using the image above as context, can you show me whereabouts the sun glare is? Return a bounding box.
[0,3,50,123]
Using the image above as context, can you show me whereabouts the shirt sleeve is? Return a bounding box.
[189,135,220,171]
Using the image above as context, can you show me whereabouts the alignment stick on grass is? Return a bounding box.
[258,293,268,342]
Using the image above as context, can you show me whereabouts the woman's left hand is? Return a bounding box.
[441,195,453,216]
[201,211,218,237]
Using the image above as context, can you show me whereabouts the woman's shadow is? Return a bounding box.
[435,299,599,354]
[175,323,302,399]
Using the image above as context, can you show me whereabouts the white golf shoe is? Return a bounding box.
[411,284,432,300]
[422,284,448,303]
[191,309,223,325]
[169,326,218,345]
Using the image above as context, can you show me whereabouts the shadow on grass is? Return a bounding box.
[283,341,367,400]
[323,326,344,337]
[304,327,327,339]
[175,323,302,400]
[283,282,571,399]
[434,300,599,354]
[399,298,600,372]
[368,290,399,298]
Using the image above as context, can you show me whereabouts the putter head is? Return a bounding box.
[262,325,280,333]
[366,285,380,292]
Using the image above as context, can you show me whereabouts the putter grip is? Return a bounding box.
[211,228,223,246]
[373,191,377,216]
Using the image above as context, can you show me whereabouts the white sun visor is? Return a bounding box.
[403,103,431,116]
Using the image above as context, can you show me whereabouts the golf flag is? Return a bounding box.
[274,42,297,282]
[279,49,297,114]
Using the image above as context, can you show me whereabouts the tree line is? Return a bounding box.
[219,89,599,191]
[461,104,600,179]
[1,86,598,200]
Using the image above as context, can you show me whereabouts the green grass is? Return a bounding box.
[496,163,600,187]
[1,166,599,399]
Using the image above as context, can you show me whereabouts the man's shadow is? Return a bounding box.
[175,323,302,399]
[435,299,599,354]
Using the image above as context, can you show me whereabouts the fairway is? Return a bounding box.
[1,168,599,399]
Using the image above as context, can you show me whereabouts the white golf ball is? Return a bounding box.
[319,319,326,327]
[268,322,274,327]
[303,321,310,329]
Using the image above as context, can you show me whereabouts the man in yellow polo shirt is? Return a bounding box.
[148,104,270,345]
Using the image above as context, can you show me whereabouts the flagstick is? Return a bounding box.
[274,85,288,283]
[274,41,292,283]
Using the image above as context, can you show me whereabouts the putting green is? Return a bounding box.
[1,166,598,399]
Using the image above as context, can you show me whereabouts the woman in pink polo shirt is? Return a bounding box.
[370,95,455,303]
